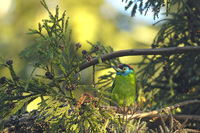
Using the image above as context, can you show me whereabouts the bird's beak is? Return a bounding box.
[112,66,123,73]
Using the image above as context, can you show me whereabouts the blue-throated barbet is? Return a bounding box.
[111,64,136,106]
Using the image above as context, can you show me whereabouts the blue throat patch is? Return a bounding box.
[116,69,133,76]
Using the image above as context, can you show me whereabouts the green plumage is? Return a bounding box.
[111,64,136,106]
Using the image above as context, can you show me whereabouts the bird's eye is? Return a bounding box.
[123,68,127,71]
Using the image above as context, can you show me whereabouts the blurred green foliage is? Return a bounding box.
[0,0,157,80]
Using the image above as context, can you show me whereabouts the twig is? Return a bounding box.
[93,65,95,88]
[146,114,200,123]
[100,99,200,120]
[80,46,200,71]
[92,65,97,97]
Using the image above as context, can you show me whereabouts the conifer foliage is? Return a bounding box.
[0,0,200,132]
[0,0,133,132]
[123,0,200,113]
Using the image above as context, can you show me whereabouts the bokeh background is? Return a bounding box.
[0,0,165,111]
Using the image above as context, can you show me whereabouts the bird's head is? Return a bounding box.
[113,64,134,76]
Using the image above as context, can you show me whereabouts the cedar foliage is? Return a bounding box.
[124,0,200,113]
[0,0,200,132]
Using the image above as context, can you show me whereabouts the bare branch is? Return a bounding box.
[80,46,200,71]
[50,46,200,84]
[100,99,200,120]
[146,114,200,123]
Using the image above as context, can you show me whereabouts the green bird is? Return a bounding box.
[111,64,136,106]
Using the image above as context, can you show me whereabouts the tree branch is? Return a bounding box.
[130,99,200,119]
[50,46,200,84]
[146,114,200,123]
[80,46,200,71]
[100,99,200,120]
